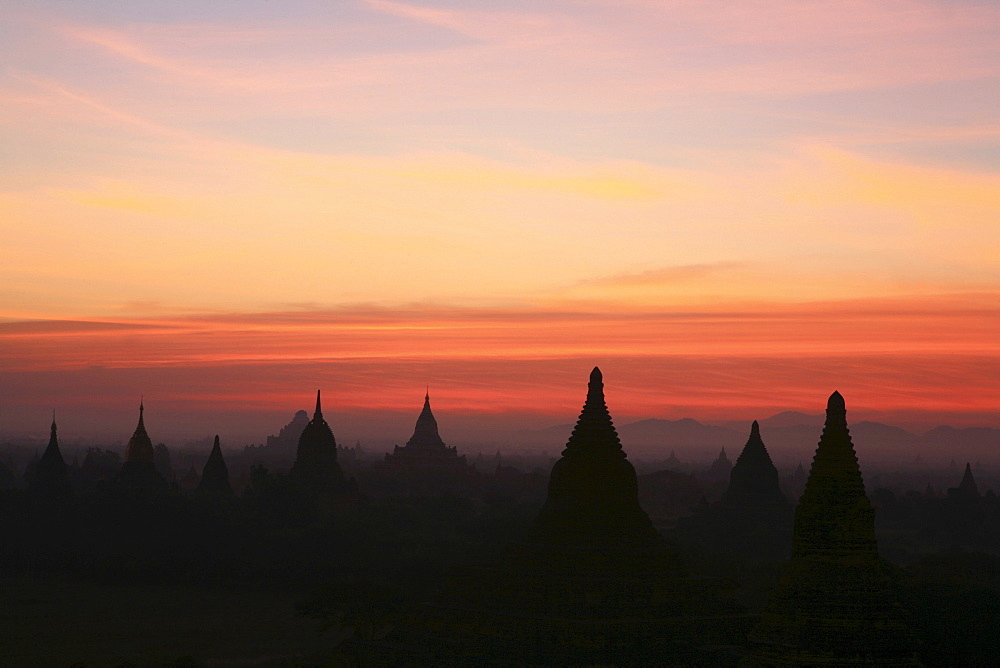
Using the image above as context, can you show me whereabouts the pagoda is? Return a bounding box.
[196,435,232,496]
[676,420,792,565]
[289,390,349,495]
[384,391,467,467]
[30,413,72,497]
[378,368,750,665]
[369,390,474,497]
[746,392,919,665]
[521,366,672,574]
[117,401,168,493]
[722,421,788,510]
[948,462,980,501]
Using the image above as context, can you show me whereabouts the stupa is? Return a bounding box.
[378,368,750,665]
[117,401,168,493]
[722,421,788,510]
[196,435,232,496]
[30,414,72,497]
[289,390,349,495]
[746,392,919,665]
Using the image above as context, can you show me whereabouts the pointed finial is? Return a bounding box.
[51,409,57,429]
[314,390,322,418]
[426,384,429,401]
[213,434,220,449]
[750,419,760,436]
[827,391,845,412]
[590,366,602,384]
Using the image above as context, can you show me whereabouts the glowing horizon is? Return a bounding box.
[2,1,999,444]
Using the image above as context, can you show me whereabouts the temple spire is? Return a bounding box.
[314,390,322,419]
[958,462,980,498]
[562,366,623,457]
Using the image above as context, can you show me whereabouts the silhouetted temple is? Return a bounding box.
[676,420,792,564]
[706,446,733,480]
[117,401,168,493]
[746,392,919,665]
[380,368,748,665]
[722,421,788,510]
[288,391,349,495]
[948,462,980,501]
[30,414,72,497]
[365,390,475,497]
[518,366,672,574]
[196,435,232,496]
[384,391,468,468]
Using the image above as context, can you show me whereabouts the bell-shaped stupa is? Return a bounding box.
[31,414,72,497]
[289,390,348,494]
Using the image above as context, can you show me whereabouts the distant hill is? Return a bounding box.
[511,413,1000,467]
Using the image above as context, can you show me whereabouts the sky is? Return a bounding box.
[2,0,999,447]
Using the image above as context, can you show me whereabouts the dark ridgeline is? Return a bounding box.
[746,391,919,666]
[288,390,352,496]
[29,413,72,498]
[116,401,168,493]
[196,435,232,497]
[377,367,749,665]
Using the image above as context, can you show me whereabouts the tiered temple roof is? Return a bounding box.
[385,391,465,463]
[747,391,919,665]
[522,366,676,574]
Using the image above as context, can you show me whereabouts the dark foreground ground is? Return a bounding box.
[0,573,336,667]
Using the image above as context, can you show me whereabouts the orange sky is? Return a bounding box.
[1,1,998,445]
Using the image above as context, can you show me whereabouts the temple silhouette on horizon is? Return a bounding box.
[379,367,749,664]
[747,391,919,665]
[29,413,72,498]
[288,390,352,497]
[196,435,232,497]
[116,401,168,493]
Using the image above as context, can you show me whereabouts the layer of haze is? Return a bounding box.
[2,1,999,447]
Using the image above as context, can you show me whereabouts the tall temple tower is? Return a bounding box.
[196,435,232,496]
[289,390,347,493]
[30,413,72,497]
[377,367,749,665]
[524,366,670,573]
[746,392,919,665]
[117,401,168,492]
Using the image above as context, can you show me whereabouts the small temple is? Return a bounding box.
[746,391,919,665]
[384,390,467,467]
[196,435,232,496]
[30,413,72,497]
[948,462,980,501]
[289,391,350,495]
[117,401,168,493]
[676,420,793,564]
[722,420,788,510]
